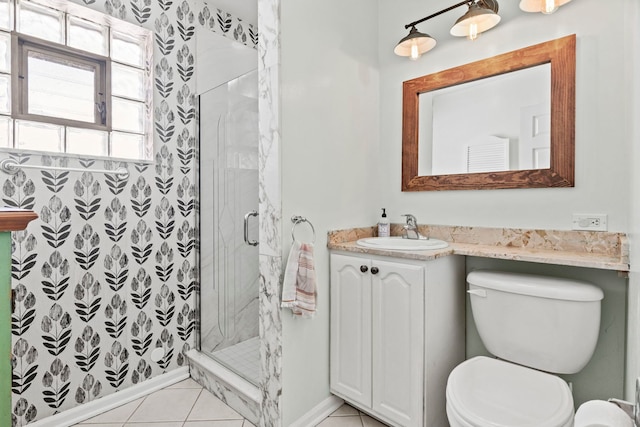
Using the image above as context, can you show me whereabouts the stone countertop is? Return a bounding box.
[327,225,630,272]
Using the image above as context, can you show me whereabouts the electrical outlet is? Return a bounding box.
[572,214,608,231]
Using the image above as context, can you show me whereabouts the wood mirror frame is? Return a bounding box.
[401,34,576,191]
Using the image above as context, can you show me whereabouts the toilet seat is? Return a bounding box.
[446,356,574,427]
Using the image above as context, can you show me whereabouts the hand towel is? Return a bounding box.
[281,241,301,308]
[281,241,317,318]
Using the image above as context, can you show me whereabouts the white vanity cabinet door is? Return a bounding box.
[331,252,465,427]
[330,254,372,408]
[330,253,426,427]
[371,260,424,427]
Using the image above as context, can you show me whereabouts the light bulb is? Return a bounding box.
[467,23,479,41]
[542,0,558,14]
[410,43,421,60]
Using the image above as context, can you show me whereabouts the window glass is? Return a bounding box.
[27,51,96,123]
[0,73,9,114]
[15,120,64,152]
[112,63,145,101]
[0,116,11,147]
[111,31,144,68]
[67,127,108,156]
[0,32,9,72]
[68,16,108,56]
[111,97,144,133]
[0,0,12,30]
[111,131,143,159]
[18,0,64,44]
[9,0,153,160]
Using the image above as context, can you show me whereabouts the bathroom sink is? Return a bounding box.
[356,237,449,251]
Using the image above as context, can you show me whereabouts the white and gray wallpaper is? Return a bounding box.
[8,0,258,425]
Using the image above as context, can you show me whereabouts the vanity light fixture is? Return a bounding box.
[450,1,501,40]
[395,0,500,59]
[396,0,574,59]
[519,0,572,14]
[393,26,437,60]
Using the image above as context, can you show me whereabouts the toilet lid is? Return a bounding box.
[447,356,574,427]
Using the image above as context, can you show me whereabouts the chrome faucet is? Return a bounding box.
[402,214,424,240]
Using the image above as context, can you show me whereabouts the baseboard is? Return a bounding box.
[28,367,190,427]
[288,395,344,427]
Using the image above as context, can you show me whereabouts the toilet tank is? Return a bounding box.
[468,270,604,374]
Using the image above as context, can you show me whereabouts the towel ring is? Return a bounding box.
[291,215,316,244]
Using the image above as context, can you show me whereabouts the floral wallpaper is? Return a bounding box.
[8,0,256,425]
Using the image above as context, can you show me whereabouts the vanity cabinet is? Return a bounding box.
[330,252,465,427]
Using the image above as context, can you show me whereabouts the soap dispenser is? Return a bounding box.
[378,208,390,237]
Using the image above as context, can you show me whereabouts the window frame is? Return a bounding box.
[0,0,154,161]
[12,32,111,131]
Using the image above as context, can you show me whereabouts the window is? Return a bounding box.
[16,37,108,126]
[0,0,153,160]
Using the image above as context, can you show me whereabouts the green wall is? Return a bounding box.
[1,232,13,427]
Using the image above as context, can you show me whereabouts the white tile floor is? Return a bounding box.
[74,378,254,427]
[73,378,390,427]
[316,405,389,427]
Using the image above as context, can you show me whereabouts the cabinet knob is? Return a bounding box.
[360,265,368,273]
[371,267,379,275]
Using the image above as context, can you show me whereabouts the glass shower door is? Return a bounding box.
[198,69,260,385]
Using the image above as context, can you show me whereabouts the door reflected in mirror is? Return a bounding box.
[418,64,551,176]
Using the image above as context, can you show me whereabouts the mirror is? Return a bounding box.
[419,64,551,175]
[402,35,575,191]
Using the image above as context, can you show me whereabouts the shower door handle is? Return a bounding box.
[244,210,259,246]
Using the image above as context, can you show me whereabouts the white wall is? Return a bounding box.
[275,0,638,420]
[279,0,379,424]
[378,0,630,231]
[625,0,640,400]
[377,0,637,401]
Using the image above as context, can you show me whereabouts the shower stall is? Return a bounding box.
[197,69,260,386]
[186,24,262,423]
[187,29,262,421]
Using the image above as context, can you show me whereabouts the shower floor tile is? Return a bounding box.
[212,336,260,385]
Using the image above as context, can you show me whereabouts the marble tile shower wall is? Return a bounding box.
[256,0,282,424]
[8,1,256,425]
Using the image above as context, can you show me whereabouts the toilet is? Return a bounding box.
[446,270,605,427]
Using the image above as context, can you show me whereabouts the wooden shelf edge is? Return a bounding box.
[0,209,38,232]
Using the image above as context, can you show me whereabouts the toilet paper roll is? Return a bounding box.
[574,400,634,427]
